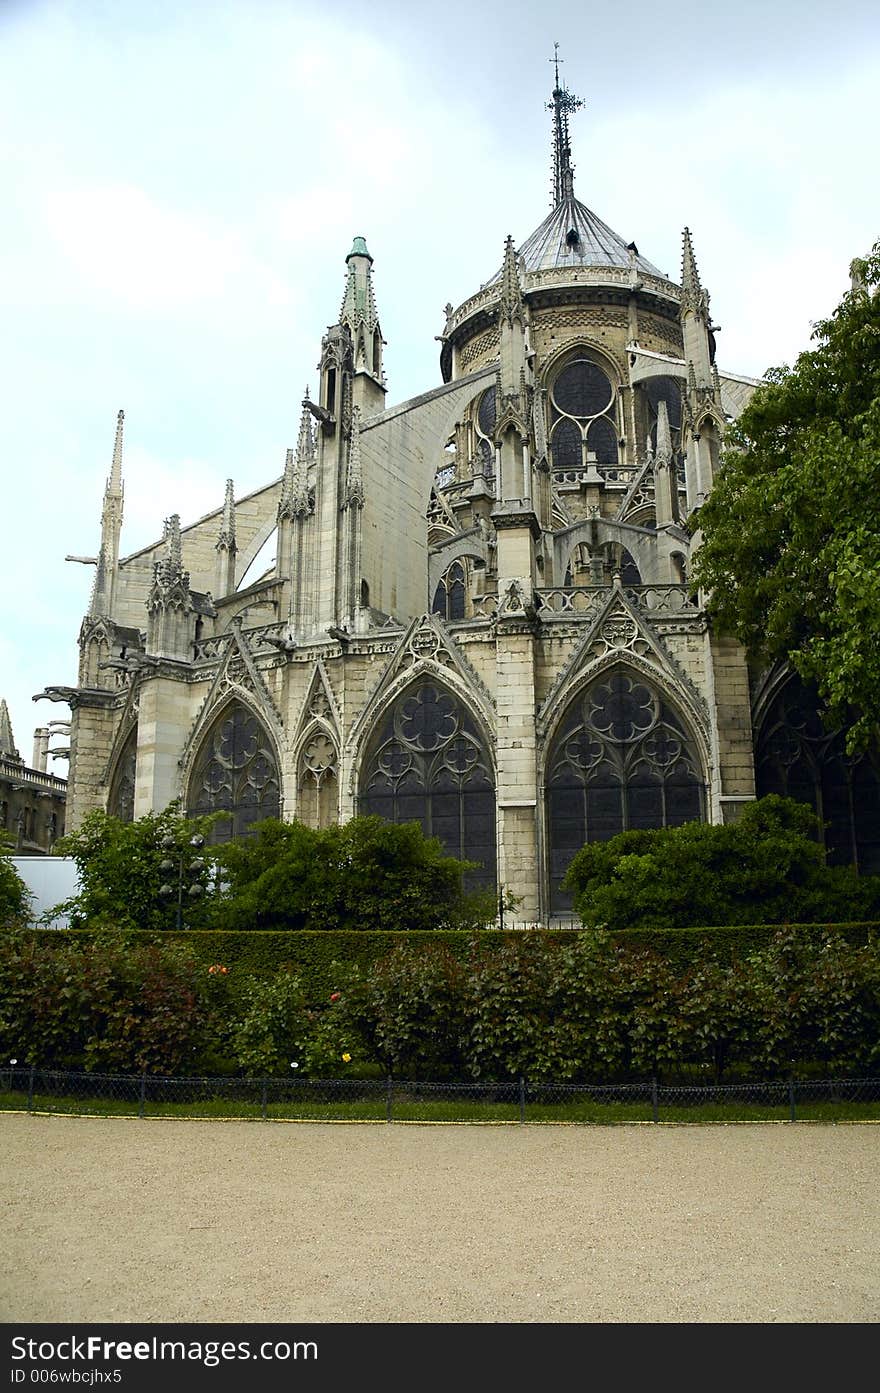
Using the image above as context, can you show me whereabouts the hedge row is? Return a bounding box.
[22,921,880,1003]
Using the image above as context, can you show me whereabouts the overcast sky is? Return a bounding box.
[2,0,878,770]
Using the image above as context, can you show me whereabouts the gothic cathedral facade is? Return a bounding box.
[43,70,880,918]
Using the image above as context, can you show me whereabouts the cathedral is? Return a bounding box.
[39,65,880,920]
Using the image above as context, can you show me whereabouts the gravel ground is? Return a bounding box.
[2,1114,878,1323]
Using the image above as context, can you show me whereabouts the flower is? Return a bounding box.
[9,1058,18,1065]
[290,1061,299,1070]
[208,964,229,976]
[341,1052,351,1064]
[329,991,341,1002]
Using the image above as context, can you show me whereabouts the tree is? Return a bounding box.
[213,815,493,931]
[563,795,880,931]
[55,805,220,932]
[0,838,30,927]
[690,241,880,752]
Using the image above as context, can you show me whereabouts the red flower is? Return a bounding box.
[330,991,341,1002]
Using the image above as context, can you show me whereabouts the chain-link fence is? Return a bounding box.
[2,1067,880,1123]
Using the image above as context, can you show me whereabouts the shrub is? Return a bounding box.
[563,795,880,930]
[212,815,494,932]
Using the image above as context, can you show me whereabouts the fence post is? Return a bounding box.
[519,1075,526,1125]
[138,1072,147,1120]
[27,1064,35,1113]
[386,1075,393,1123]
[788,1075,797,1123]
[261,1080,268,1121]
[651,1074,659,1123]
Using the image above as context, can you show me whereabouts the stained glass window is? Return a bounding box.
[546,670,705,909]
[755,676,880,872]
[549,356,618,471]
[187,702,280,843]
[107,727,137,823]
[360,680,496,889]
[431,561,466,622]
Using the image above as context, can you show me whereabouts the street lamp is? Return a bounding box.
[158,833,207,930]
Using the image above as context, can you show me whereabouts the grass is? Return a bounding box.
[2,1087,878,1125]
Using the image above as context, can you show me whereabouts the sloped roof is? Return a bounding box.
[490,194,666,281]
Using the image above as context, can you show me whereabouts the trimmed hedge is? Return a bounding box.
[20,921,880,1003]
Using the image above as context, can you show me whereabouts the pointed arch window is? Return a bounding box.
[755,675,880,873]
[187,702,280,843]
[546,669,705,909]
[548,355,618,472]
[298,730,339,830]
[475,387,496,470]
[359,679,496,889]
[107,727,137,823]
[431,561,466,622]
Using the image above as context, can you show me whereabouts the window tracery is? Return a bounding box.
[755,676,880,872]
[546,669,705,909]
[359,680,496,889]
[548,355,619,471]
[431,560,467,621]
[107,728,137,823]
[187,702,280,842]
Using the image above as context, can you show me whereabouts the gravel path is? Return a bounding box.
[2,1114,878,1323]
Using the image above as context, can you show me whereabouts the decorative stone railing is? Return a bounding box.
[0,757,67,794]
[470,594,499,619]
[535,584,700,619]
[193,621,288,663]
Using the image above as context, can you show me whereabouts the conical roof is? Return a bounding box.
[514,193,664,277]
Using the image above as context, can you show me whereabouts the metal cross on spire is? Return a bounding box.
[547,42,584,208]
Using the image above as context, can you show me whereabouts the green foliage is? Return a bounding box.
[211,815,494,932]
[690,241,880,751]
[227,971,314,1076]
[0,840,30,926]
[335,944,470,1077]
[0,929,217,1073]
[563,795,880,931]
[55,804,222,932]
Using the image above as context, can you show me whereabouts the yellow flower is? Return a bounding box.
[341,1052,351,1064]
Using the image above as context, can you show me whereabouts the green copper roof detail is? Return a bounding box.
[346,236,372,262]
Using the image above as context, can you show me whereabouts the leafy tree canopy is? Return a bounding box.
[55,804,221,932]
[563,795,880,931]
[0,836,31,927]
[212,814,493,932]
[690,241,880,751]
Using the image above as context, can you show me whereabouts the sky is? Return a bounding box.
[1,0,878,769]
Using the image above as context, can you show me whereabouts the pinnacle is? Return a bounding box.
[0,697,19,761]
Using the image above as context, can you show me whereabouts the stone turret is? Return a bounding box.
[146,515,196,661]
[340,236,386,416]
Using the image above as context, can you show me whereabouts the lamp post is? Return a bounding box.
[158,833,206,930]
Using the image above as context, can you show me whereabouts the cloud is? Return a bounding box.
[43,183,293,315]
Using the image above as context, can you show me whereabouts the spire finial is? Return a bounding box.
[681,227,708,315]
[110,408,124,492]
[500,235,525,325]
[547,43,584,208]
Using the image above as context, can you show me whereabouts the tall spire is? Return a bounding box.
[214,479,237,598]
[0,698,20,762]
[217,479,236,550]
[680,226,705,315]
[547,42,584,207]
[109,408,124,493]
[91,407,125,617]
[279,391,315,522]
